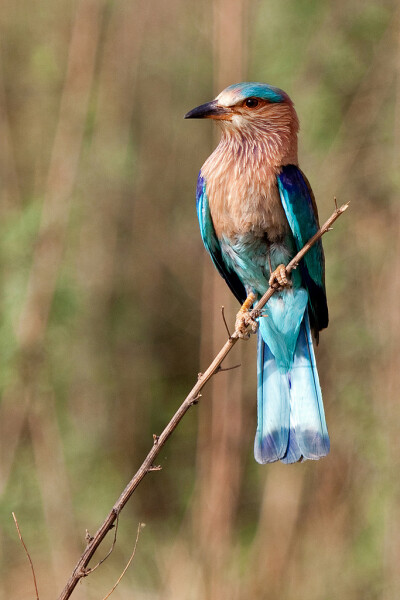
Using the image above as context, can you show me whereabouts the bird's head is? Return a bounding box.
[185,82,299,159]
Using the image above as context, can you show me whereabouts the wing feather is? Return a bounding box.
[196,172,246,304]
[277,165,328,335]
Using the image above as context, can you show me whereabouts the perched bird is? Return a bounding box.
[185,82,330,464]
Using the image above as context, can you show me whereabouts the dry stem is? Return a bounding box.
[101,523,143,600]
[12,512,40,600]
[57,201,348,600]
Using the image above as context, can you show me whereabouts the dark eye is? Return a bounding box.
[245,98,259,108]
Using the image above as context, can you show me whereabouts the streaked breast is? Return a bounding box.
[201,143,289,242]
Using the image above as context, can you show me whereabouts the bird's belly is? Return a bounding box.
[220,233,294,297]
[211,180,294,295]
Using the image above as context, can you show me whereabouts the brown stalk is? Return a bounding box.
[101,523,143,600]
[57,201,348,600]
[12,512,40,600]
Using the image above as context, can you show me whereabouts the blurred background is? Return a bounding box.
[0,0,399,598]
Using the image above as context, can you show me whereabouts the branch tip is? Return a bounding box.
[221,305,232,338]
[85,530,94,544]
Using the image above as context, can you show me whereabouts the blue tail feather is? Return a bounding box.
[254,312,330,464]
[254,335,290,463]
[290,313,330,459]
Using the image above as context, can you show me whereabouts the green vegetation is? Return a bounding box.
[0,1,398,598]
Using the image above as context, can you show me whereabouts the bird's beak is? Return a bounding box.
[184,100,231,120]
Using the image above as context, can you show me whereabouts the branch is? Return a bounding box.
[57,201,349,600]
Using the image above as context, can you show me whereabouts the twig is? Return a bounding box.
[221,306,231,338]
[101,523,144,600]
[84,515,119,576]
[12,512,40,600]
[57,201,348,600]
[215,363,241,374]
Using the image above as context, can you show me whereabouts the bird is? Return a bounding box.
[185,82,330,464]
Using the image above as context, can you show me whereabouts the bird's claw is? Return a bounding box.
[235,292,258,339]
[269,264,291,290]
[235,310,258,339]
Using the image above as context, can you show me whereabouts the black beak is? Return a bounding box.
[184,100,231,120]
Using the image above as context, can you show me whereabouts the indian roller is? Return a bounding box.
[185,82,330,464]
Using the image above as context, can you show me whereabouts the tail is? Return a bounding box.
[254,312,330,464]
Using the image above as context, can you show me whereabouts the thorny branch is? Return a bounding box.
[57,201,349,600]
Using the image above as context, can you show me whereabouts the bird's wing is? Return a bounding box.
[277,164,328,334]
[196,172,246,304]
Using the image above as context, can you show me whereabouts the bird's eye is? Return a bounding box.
[244,98,259,108]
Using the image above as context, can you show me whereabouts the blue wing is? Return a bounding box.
[196,172,246,303]
[277,165,328,335]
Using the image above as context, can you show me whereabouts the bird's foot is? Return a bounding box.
[235,312,258,339]
[269,264,291,290]
[235,292,258,339]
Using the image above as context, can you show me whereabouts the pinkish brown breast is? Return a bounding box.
[201,137,290,242]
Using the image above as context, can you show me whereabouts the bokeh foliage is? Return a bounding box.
[0,0,399,599]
